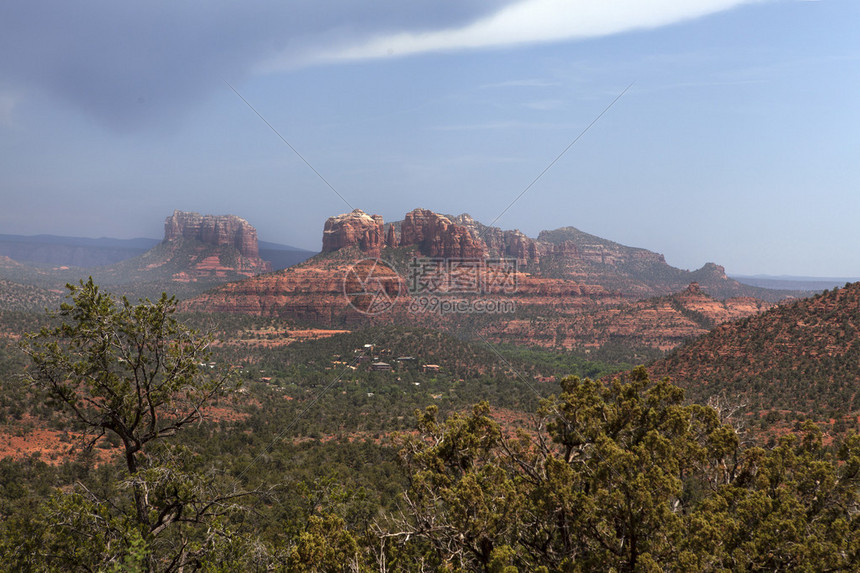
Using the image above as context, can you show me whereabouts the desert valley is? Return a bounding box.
[1,208,859,570]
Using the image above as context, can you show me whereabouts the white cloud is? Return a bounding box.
[316,0,763,62]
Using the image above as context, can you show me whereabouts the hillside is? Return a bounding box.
[651,282,860,423]
[0,278,61,313]
[486,282,773,352]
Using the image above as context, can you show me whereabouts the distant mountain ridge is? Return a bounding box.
[0,232,313,271]
[0,234,160,267]
[732,275,860,291]
[0,212,315,300]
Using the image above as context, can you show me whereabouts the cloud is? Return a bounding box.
[317,0,763,61]
[0,1,506,132]
[0,0,760,132]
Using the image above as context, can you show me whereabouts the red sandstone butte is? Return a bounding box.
[163,210,271,276]
[400,208,486,259]
[322,209,384,254]
[164,210,262,259]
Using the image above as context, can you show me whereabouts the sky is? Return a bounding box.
[1,0,858,276]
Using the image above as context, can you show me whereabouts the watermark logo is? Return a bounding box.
[344,257,518,315]
[408,296,516,315]
[343,259,403,315]
[407,258,518,295]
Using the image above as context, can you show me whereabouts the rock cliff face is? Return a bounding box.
[400,209,485,259]
[181,208,786,352]
[537,226,666,266]
[162,210,271,278]
[181,258,625,325]
[312,207,790,303]
[322,208,489,259]
[385,224,398,248]
[164,210,262,259]
[451,214,542,265]
[322,209,384,254]
[502,229,541,264]
[182,264,355,322]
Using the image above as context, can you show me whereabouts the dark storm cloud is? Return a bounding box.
[0,0,511,132]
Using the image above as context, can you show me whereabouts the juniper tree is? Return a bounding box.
[12,279,263,571]
[387,368,860,571]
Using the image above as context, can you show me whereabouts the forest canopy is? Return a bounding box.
[0,282,858,571]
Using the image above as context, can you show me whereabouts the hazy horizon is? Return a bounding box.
[2,0,858,276]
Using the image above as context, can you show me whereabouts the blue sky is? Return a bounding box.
[1,0,858,276]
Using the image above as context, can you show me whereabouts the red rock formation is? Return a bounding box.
[502,229,541,265]
[322,209,538,264]
[162,210,271,278]
[551,241,579,257]
[182,264,358,322]
[164,210,261,259]
[181,255,624,328]
[400,209,485,259]
[483,282,773,352]
[385,225,398,248]
[181,210,785,351]
[322,209,384,254]
[451,214,542,265]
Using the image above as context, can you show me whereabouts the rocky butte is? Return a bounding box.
[318,208,787,301]
[162,210,271,279]
[321,208,516,261]
[399,209,486,259]
[321,209,385,254]
[164,210,263,259]
[183,207,787,351]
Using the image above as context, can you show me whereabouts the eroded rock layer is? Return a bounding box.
[182,207,789,352]
[165,211,262,259]
[163,210,271,277]
[322,210,384,254]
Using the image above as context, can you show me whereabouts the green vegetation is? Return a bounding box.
[4,279,259,571]
[387,369,860,570]
[0,279,61,312]
[0,282,858,570]
[655,282,860,432]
